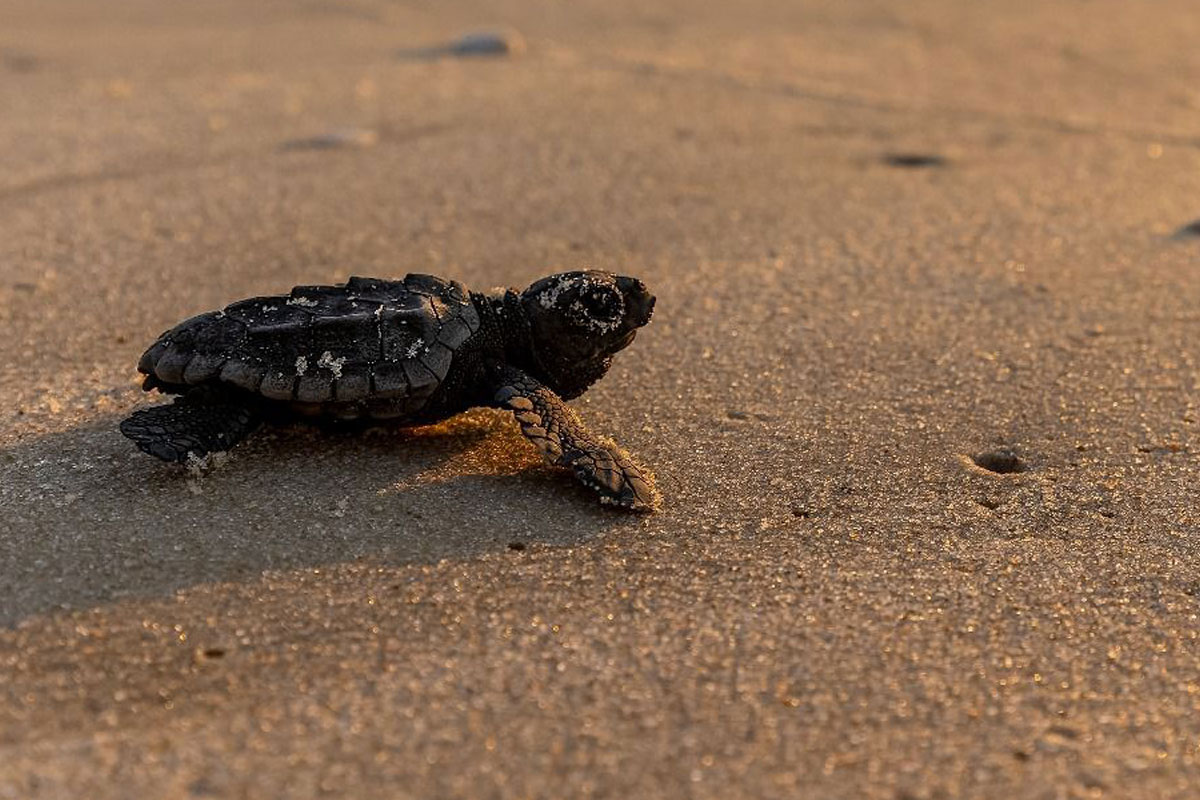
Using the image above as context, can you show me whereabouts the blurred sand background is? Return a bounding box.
[1,1,1199,797]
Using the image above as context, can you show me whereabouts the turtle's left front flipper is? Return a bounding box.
[490,365,661,511]
[120,386,260,463]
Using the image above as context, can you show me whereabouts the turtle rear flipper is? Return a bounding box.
[120,388,260,463]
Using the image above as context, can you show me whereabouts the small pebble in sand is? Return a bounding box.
[398,28,526,60]
[448,30,526,57]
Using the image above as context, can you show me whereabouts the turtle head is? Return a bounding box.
[519,270,655,399]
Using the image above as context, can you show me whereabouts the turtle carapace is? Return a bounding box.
[120,271,660,511]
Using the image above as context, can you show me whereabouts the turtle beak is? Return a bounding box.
[618,277,655,328]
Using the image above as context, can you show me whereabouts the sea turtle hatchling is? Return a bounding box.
[120,270,660,511]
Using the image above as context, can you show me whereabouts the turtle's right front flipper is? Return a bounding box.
[120,387,260,463]
[489,365,661,511]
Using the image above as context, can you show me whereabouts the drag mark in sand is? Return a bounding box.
[276,122,457,153]
[583,52,1200,152]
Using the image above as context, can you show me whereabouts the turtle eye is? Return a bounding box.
[581,288,622,321]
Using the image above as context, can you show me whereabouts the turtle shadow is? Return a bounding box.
[0,409,631,627]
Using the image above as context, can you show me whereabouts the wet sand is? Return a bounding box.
[2,1,1199,797]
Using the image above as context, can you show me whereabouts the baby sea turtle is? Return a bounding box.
[120,271,660,511]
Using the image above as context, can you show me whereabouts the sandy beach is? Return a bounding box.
[2,1,1199,797]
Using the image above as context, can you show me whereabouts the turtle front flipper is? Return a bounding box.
[490,365,660,511]
[120,386,260,463]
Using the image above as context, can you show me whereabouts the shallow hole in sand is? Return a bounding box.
[507,541,527,552]
[882,152,947,168]
[972,448,1026,474]
[1173,219,1200,238]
